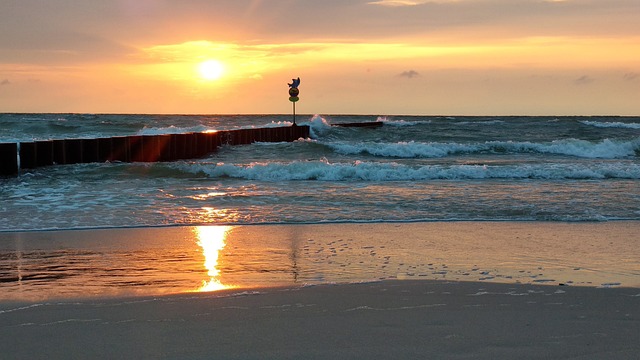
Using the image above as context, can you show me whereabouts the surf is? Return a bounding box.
[320,137,640,159]
[177,160,640,181]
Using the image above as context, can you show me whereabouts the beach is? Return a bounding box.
[2,222,640,301]
[1,115,639,358]
[1,222,639,359]
[1,280,638,359]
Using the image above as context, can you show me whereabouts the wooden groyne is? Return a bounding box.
[332,121,383,128]
[0,125,309,176]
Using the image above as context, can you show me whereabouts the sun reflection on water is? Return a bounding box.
[191,193,227,201]
[195,226,233,292]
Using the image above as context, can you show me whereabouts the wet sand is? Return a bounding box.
[1,221,639,301]
[1,221,639,358]
[0,280,638,359]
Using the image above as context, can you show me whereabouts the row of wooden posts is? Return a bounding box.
[0,125,310,176]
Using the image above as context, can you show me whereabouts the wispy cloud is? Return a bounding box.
[399,70,420,78]
[623,72,639,81]
[1,79,10,85]
[574,75,594,85]
[368,0,453,6]
[368,0,422,6]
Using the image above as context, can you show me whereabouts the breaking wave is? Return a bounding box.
[136,125,212,135]
[381,119,424,127]
[179,160,640,181]
[580,120,640,129]
[323,137,640,159]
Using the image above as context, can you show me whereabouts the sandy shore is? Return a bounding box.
[2,221,640,302]
[0,280,638,359]
[1,222,639,358]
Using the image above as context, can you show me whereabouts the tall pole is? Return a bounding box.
[288,77,300,126]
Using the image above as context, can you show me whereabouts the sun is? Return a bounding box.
[198,60,225,81]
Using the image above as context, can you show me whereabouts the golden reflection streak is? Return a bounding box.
[195,226,233,292]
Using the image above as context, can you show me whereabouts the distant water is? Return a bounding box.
[1,114,639,231]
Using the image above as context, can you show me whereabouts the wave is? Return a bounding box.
[305,115,333,138]
[136,120,304,137]
[303,115,424,136]
[454,120,505,126]
[580,120,640,129]
[136,124,212,135]
[382,119,424,127]
[323,137,640,159]
[178,160,640,181]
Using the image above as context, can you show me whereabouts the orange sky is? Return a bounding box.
[1,0,639,115]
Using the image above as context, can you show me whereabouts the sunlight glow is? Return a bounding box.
[198,60,225,81]
[99,35,640,114]
[195,226,233,292]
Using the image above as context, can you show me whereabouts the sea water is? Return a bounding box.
[1,114,640,299]
[1,114,639,231]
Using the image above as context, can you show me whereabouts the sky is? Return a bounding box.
[1,0,639,115]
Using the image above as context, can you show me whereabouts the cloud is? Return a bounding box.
[623,72,639,81]
[574,75,594,85]
[1,79,10,85]
[368,0,423,6]
[399,70,420,78]
[368,0,455,6]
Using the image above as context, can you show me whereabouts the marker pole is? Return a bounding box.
[288,78,300,126]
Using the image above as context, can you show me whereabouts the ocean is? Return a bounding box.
[1,114,640,300]
[1,114,639,231]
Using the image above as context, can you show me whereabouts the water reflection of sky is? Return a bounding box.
[1,222,639,302]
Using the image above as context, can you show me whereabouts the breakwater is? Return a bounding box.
[0,125,309,176]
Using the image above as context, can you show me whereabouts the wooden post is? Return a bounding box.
[19,142,37,169]
[65,139,84,164]
[0,143,18,175]
[82,138,99,163]
[35,140,54,167]
[109,137,130,162]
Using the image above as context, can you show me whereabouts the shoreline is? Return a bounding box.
[3,218,640,234]
[1,279,638,359]
[1,221,639,302]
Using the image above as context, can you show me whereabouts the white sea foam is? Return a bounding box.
[136,125,212,135]
[325,137,640,159]
[381,119,424,127]
[264,120,294,128]
[180,160,640,181]
[327,141,475,158]
[454,120,505,125]
[580,120,640,129]
[305,115,333,138]
[135,121,301,136]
